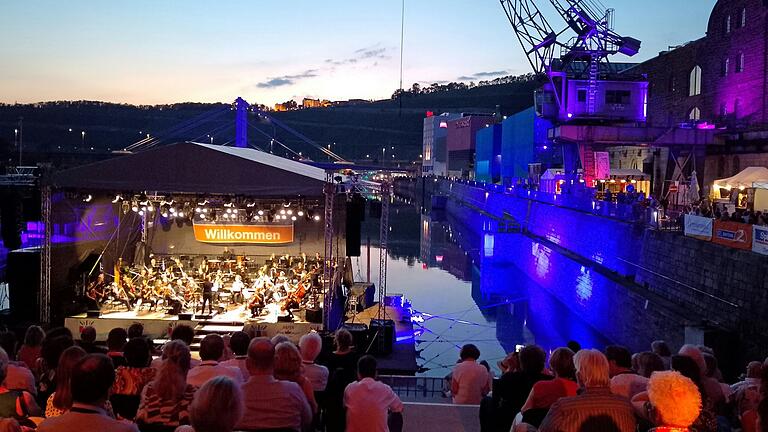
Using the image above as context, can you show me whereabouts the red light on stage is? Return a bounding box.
[426,111,434,117]
[422,263,428,269]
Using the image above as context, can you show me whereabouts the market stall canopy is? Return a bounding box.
[540,169,565,180]
[609,168,649,179]
[52,142,328,197]
[714,167,768,189]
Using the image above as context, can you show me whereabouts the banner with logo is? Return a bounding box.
[193,223,294,244]
[712,220,753,250]
[753,225,768,255]
[594,152,611,179]
[684,214,713,241]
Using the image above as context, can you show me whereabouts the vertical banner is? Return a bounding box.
[711,220,753,250]
[684,214,713,241]
[752,225,768,255]
[594,152,611,180]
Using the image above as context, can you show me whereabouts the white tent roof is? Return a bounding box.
[714,166,768,189]
[609,168,648,178]
[540,169,565,180]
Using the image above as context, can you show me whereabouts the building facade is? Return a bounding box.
[446,115,495,178]
[422,113,462,176]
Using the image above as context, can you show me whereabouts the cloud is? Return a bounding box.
[325,45,391,66]
[457,70,511,81]
[256,69,318,88]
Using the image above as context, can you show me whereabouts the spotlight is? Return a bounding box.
[202,208,208,214]
[223,213,230,219]
[179,211,185,218]
[291,216,297,221]
[161,212,169,218]
[138,210,145,216]
[233,209,238,214]
[131,204,139,212]
[257,210,264,216]
[280,209,286,215]
[195,207,202,213]
[287,209,293,215]
[147,205,154,212]
[83,194,93,203]
[111,195,122,203]
[314,215,321,221]
[297,210,304,217]
[226,208,232,214]
[200,214,206,220]
[170,207,176,214]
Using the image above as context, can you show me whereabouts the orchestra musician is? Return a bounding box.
[85,273,108,310]
[231,274,245,304]
[201,276,214,315]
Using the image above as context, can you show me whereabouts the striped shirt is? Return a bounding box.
[135,382,196,428]
[538,386,636,432]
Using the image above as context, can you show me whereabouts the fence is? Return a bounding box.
[379,375,450,403]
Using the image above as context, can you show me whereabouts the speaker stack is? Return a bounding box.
[342,322,369,351]
[369,319,395,355]
[345,195,365,257]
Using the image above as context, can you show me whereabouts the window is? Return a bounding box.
[577,89,587,103]
[720,103,728,117]
[737,53,745,72]
[689,107,701,121]
[726,15,731,33]
[605,90,631,104]
[721,58,730,77]
[689,66,702,96]
[741,8,746,28]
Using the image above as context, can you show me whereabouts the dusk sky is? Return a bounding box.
[1,0,716,106]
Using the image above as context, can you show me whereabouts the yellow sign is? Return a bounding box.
[193,223,294,244]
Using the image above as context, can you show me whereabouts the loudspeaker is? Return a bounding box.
[342,323,369,351]
[0,197,22,250]
[22,194,41,220]
[86,310,101,318]
[277,314,294,322]
[178,313,193,320]
[369,319,395,355]
[346,197,364,257]
[7,249,40,319]
[305,308,323,323]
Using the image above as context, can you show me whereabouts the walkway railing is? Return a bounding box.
[379,375,451,403]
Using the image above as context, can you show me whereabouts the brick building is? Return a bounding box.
[638,0,768,188]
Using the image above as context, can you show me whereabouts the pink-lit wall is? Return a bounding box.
[446,116,495,152]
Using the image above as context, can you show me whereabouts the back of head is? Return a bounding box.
[459,344,481,361]
[271,334,289,346]
[549,347,576,379]
[671,355,702,385]
[170,325,195,346]
[247,338,275,373]
[274,342,302,381]
[71,354,115,405]
[128,323,144,339]
[574,349,610,388]
[747,361,763,379]
[358,355,377,379]
[106,327,127,351]
[23,325,45,348]
[520,345,546,374]
[678,344,707,377]
[156,340,191,401]
[637,351,665,378]
[0,348,9,383]
[53,346,88,410]
[124,338,151,368]
[647,371,702,428]
[298,332,322,362]
[334,328,353,351]
[567,340,581,353]
[229,331,251,357]
[652,340,672,357]
[604,345,632,369]
[41,335,74,370]
[703,353,718,378]
[199,334,225,362]
[80,326,97,344]
[189,376,243,432]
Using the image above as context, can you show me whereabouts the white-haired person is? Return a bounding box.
[174,376,242,432]
[642,370,702,431]
[298,332,329,392]
[536,349,636,432]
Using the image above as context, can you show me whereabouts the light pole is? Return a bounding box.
[81,131,86,149]
[382,147,386,168]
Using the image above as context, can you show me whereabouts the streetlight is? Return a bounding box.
[382,147,386,167]
[81,131,86,148]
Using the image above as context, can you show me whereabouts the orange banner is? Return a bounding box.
[711,220,752,250]
[193,223,294,244]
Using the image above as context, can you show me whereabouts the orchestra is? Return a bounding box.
[84,252,325,321]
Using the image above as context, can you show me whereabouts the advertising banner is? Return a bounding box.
[192,223,294,244]
[594,152,611,179]
[684,214,713,241]
[712,220,753,250]
[753,225,768,255]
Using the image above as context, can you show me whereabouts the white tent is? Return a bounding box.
[714,167,768,190]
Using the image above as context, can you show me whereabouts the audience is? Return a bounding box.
[0,347,40,424]
[236,338,312,431]
[607,345,651,400]
[151,325,200,369]
[536,349,636,432]
[451,344,491,404]
[651,340,672,370]
[111,337,156,419]
[344,355,403,432]
[127,323,144,340]
[0,337,36,396]
[492,344,552,431]
[37,331,74,407]
[274,341,318,413]
[645,371,702,431]
[220,331,250,379]
[186,334,243,387]
[45,345,88,417]
[174,376,243,432]
[323,328,360,432]
[135,340,196,431]
[38,354,138,432]
[78,326,106,355]
[106,328,128,368]
[519,347,577,428]
[299,331,329,392]
[16,326,44,371]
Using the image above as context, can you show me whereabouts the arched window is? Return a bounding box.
[740,8,746,28]
[689,66,702,96]
[726,15,731,33]
[689,107,701,121]
[737,53,745,73]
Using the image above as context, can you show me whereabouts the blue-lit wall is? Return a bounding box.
[475,124,502,184]
[500,107,554,185]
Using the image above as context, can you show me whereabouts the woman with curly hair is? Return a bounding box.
[645,370,702,431]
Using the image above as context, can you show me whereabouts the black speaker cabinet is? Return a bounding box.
[342,322,369,351]
[369,319,395,355]
[86,310,101,318]
[7,249,39,319]
[305,308,323,324]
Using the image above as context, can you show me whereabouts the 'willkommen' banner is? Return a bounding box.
[193,223,294,244]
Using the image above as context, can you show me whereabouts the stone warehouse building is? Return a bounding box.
[637,0,768,189]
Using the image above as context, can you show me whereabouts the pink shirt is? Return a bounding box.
[344,378,403,432]
[451,360,490,404]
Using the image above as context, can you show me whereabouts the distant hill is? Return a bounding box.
[0,74,538,168]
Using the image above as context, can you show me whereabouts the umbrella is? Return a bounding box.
[689,170,701,203]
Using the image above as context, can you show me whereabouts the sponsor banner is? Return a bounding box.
[244,321,323,343]
[193,223,294,244]
[684,214,713,241]
[753,225,768,255]
[65,316,195,340]
[594,152,611,179]
[712,220,753,250]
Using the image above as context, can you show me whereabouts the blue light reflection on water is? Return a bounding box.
[363,203,614,377]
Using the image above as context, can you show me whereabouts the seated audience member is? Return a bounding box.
[37,333,74,407]
[38,354,138,432]
[174,376,243,432]
[644,370,702,431]
[0,339,35,396]
[271,334,290,346]
[127,323,144,340]
[732,361,763,418]
[451,344,490,404]
[236,338,312,432]
[135,341,196,430]
[323,328,360,432]
[0,347,40,424]
[186,334,243,387]
[344,355,403,432]
[17,326,45,371]
[498,351,520,375]
[520,347,577,427]
[151,325,200,369]
[651,340,673,370]
[494,345,553,431]
[106,328,128,368]
[566,340,581,353]
[78,326,106,354]
[608,347,659,399]
[0,419,21,432]
[274,341,317,413]
[45,346,88,418]
[220,331,250,379]
[111,337,156,420]
[299,332,329,392]
[679,344,726,415]
[537,349,636,432]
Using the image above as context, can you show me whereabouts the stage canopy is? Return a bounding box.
[52,142,328,197]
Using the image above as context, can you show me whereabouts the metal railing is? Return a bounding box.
[379,375,451,403]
